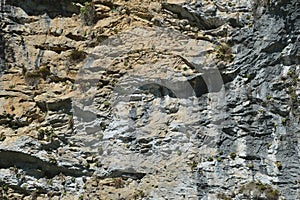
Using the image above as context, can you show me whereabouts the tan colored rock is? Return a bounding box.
[95,4,111,13]
[167,0,187,4]
[0,0,298,199]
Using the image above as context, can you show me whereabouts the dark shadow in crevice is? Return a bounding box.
[7,0,90,18]
[0,0,6,75]
[138,83,177,98]
[162,3,223,30]
[137,74,223,99]
[0,30,5,74]
[102,169,146,180]
[0,150,92,179]
[188,76,209,97]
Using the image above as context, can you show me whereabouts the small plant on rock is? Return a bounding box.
[78,194,84,200]
[42,128,56,141]
[217,193,232,200]
[24,65,51,86]
[113,177,125,189]
[248,163,254,169]
[37,65,51,79]
[69,50,87,61]
[275,161,282,170]
[230,152,237,159]
[287,70,293,76]
[79,1,96,25]
[207,156,214,162]
[246,73,251,79]
[49,157,57,165]
[80,2,90,14]
[239,181,280,200]
[1,183,8,193]
[0,132,6,141]
[214,43,234,62]
[133,189,146,199]
[189,160,198,171]
[103,100,110,107]
[84,162,90,169]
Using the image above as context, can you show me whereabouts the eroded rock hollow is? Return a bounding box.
[0,0,299,199]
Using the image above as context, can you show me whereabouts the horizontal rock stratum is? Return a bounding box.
[0,0,299,199]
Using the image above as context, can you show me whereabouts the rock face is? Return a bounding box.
[0,0,299,199]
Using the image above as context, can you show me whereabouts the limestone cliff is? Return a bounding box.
[0,0,299,199]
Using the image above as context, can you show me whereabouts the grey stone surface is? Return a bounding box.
[0,0,299,199]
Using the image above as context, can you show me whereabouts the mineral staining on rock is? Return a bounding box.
[0,0,299,199]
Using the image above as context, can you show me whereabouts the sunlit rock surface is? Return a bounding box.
[0,0,299,199]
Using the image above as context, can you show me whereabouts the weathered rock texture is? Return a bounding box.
[0,0,299,199]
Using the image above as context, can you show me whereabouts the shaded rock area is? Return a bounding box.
[0,0,299,199]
